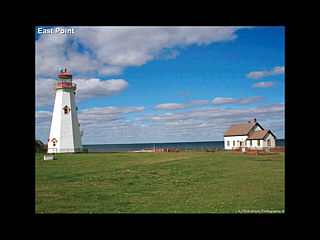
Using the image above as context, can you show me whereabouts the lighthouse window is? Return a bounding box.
[63,106,70,114]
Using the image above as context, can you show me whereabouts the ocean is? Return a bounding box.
[84,139,285,153]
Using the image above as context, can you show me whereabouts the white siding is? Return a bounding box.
[224,136,248,150]
[247,124,263,136]
[253,125,263,131]
[263,133,276,148]
[246,139,264,150]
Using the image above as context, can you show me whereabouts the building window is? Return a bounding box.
[233,141,235,147]
[227,141,229,146]
[257,140,260,146]
[250,140,252,146]
[267,139,271,146]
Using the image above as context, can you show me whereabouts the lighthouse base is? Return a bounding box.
[48,147,84,154]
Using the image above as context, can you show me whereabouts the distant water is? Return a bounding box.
[84,139,285,153]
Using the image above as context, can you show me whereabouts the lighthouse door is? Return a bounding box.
[49,138,58,153]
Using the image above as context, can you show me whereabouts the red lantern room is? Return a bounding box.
[57,69,73,87]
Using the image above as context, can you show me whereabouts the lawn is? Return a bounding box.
[35,151,285,214]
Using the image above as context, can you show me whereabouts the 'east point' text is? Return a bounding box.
[37,27,75,34]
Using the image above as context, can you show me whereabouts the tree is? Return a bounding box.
[35,139,45,153]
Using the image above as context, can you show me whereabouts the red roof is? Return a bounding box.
[246,130,270,140]
[223,122,257,136]
[223,121,276,139]
[58,72,72,78]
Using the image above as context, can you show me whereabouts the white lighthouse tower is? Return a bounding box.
[47,69,83,153]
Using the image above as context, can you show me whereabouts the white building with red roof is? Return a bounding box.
[223,118,276,150]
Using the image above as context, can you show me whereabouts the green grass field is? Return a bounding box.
[35,151,285,214]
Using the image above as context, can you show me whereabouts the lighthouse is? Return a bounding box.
[47,69,83,153]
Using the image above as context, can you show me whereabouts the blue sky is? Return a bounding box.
[35,26,285,144]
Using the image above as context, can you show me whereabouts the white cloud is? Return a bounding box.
[35,105,146,143]
[236,96,266,105]
[140,103,284,124]
[211,96,266,105]
[152,103,190,111]
[34,26,286,144]
[36,26,246,78]
[96,103,284,143]
[36,103,285,144]
[35,78,56,107]
[35,77,129,107]
[75,78,129,101]
[186,100,210,106]
[80,106,145,116]
[75,26,241,67]
[246,66,285,79]
[78,106,146,124]
[252,81,276,88]
[211,97,237,105]
[35,111,52,121]
[35,26,248,107]
[98,65,123,75]
[35,120,52,143]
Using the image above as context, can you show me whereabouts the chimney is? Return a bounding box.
[254,118,257,123]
